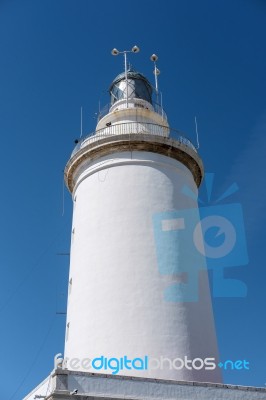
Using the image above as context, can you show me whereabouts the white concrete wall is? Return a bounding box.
[23,369,266,400]
[64,150,221,383]
[64,372,266,400]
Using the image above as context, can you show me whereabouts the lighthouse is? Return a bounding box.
[23,49,266,400]
[63,48,221,383]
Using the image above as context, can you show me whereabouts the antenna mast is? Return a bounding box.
[195,116,200,149]
[150,54,160,104]
[80,106,83,138]
[111,46,140,108]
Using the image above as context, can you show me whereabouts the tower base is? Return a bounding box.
[23,369,266,400]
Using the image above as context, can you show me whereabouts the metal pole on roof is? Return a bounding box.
[150,54,160,105]
[111,46,140,109]
[80,106,83,138]
[124,52,128,108]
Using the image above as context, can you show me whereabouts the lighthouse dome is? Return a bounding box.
[109,68,153,106]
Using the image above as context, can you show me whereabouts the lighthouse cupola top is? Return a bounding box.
[109,68,153,106]
[95,47,168,130]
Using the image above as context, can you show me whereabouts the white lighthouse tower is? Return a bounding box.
[63,48,221,383]
[23,49,266,400]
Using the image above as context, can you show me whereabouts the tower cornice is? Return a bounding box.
[65,132,204,193]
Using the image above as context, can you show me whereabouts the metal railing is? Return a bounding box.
[71,122,197,156]
[97,100,167,122]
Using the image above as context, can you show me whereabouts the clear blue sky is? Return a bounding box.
[0,0,266,398]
